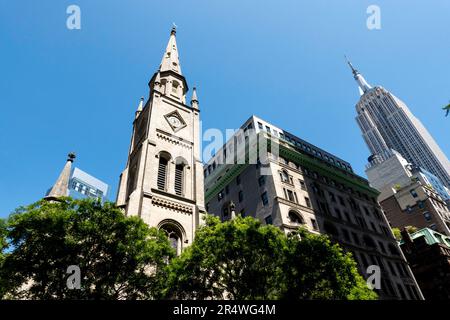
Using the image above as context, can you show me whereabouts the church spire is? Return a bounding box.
[191,86,199,109]
[159,25,182,75]
[45,152,75,200]
[135,97,144,118]
[345,57,372,95]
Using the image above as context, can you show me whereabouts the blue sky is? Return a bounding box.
[1,0,449,218]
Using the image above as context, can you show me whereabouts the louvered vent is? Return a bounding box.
[157,158,168,190]
[175,164,184,196]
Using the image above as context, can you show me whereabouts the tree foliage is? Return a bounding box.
[0,198,174,300]
[1,200,377,300]
[163,215,377,300]
[392,226,418,241]
[281,228,377,300]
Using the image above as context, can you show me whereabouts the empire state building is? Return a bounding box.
[348,60,450,188]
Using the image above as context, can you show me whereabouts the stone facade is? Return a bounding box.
[204,115,423,300]
[116,28,205,254]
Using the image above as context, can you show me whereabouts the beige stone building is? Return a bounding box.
[204,115,423,300]
[116,27,205,254]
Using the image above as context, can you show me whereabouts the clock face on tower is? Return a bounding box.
[168,116,182,128]
[164,111,186,132]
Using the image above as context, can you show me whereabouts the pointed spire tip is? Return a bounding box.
[67,152,76,162]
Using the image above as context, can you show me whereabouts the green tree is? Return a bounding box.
[392,228,402,241]
[163,215,377,300]
[280,228,377,300]
[392,226,418,241]
[0,198,174,300]
[164,215,286,299]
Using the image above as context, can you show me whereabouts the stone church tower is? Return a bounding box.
[116,27,205,254]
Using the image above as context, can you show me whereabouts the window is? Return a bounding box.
[378,241,386,254]
[288,211,303,224]
[304,197,311,208]
[222,207,229,219]
[174,163,184,196]
[280,170,289,182]
[172,80,180,94]
[236,175,241,185]
[396,284,406,300]
[329,192,336,202]
[218,190,224,201]
[258,176,265,186]
[225,185,229,194]
[335,208,343,220]
[351,232,360,245]
[265,215,273,225]
[239,190,244,202]
[299,180,306,190]
[418,201,425,209]
[423,211,432,221]
[287,189,295,202]
[410,189,418,198]
[311,218,318,230]
[258,122,263,129]
[344,211,351,222]
[360,253,369,267]
[265,126,271,133]
[388,261,398,276]
[161,224,182,256]
[342,229,350,241]
[157,156,169,190]
[261,192,269,206]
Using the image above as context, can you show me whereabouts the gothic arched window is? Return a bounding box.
[160,79,167,94]
[172,80,180,95]
[161,224,183,256]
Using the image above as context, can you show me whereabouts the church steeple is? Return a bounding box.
[45,153,75,200]
[149,26,188,103]
[346,57,372,95]
[159,26,182,75]
[117,28,205,254]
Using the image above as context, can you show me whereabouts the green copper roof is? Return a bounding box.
[401,228,450,247]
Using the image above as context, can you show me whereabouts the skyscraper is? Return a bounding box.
[348,60,450,188]
[116,27,205,255]
[68,167,109,202]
